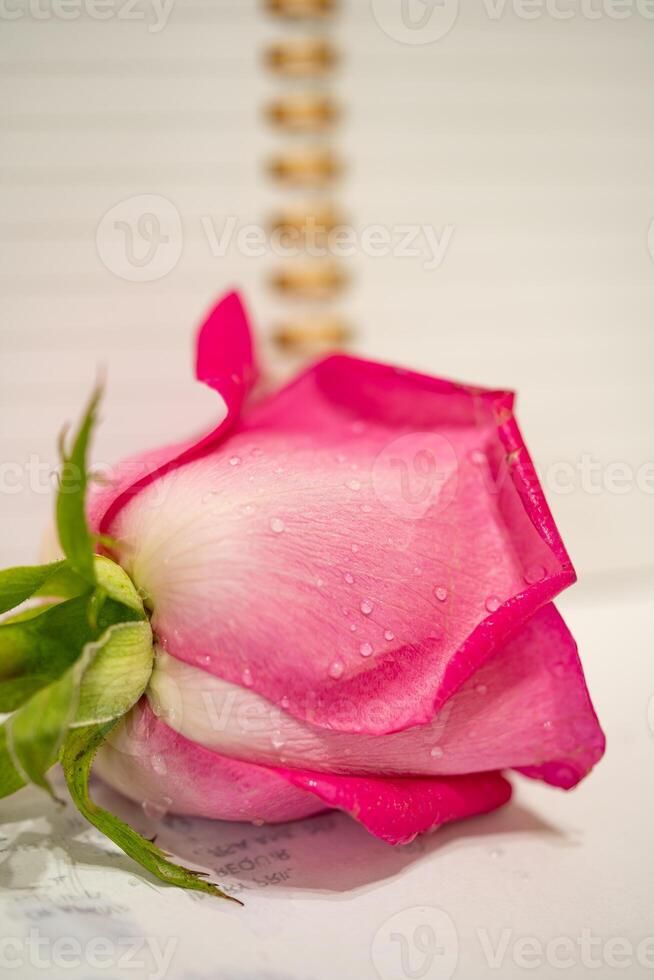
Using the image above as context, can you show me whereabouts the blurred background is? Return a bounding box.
[1,0,652,594]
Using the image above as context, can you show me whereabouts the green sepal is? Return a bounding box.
[4,650,92,799]
[0,587,142,713]
[60,723,240,903]
[56,385,102,585]
[0,725,24,800]
[0,561,78,616]
[73,620,153,726]
[93,555,145,617]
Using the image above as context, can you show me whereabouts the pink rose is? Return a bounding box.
[92,292,604,845]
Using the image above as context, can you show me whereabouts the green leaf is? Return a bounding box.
[0,595,92,711]
[0,589,142,713]
[0,725,24,800]
[0,561,73,616]
[1,602,60,625]
[60,723,239,903]
[56,385,102,585]
[3,619,152,799]
[34,563,88,601]
[74,621,153,726]
[4,659,86,798]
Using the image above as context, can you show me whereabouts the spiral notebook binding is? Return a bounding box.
[262,0,351,356]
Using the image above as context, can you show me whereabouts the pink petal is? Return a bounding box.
[95,700,325,825]
[276,768,512,845]
[148,603,603,790]
[102,352,576,736]
[96,702,511,843]
[92,291,257,535]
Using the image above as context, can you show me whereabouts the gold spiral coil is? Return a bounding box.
[270,260,348,298]
[265,0,337,18]
[264,39,338,76]
[273,314,352,351]
[265,93,340,132]
[267,147,342,186]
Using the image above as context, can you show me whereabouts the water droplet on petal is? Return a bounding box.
[328,660,344,679]
[349,623,357,632]
[360,598,374,615]
[242,667,253,687]
[201,654,211,666]
[470,449,486,465]
[270,518,285,534]
[347,480,361,491]
[361,504,372,514]
[475,684,488,695]
[524,563,546,584]
[344,572,354,585]
[384,629,395,641]
[489,847,504,859]
[351,544,359,553]
[271,731,285,750]
[151,754,167,776]
[485,595,501,613]
[430,746,444,759]
[413,566,422,576]
[252,817,264,827]
[280,696,290,709]
[142,797,172,820]
[434,586,448,602]
[359,642,373,658]
[229,456,241,466]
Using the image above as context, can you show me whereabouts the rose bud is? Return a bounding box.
[88,292,604,844]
